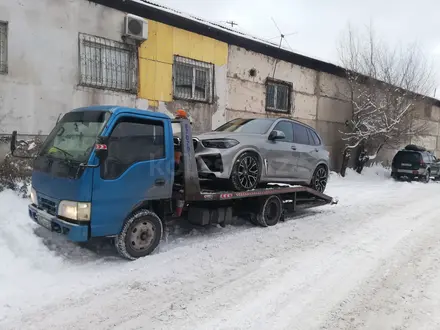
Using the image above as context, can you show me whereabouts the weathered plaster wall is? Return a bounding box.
[0,0,143,137]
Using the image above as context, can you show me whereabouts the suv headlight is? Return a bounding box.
[201,139,239,149]
[30,187,37,205]
[58,201,91,221]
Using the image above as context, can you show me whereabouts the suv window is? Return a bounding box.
[272,121,293,142]
[102,118,165,180]
[307,129,321,146]
[393,151,421,164]
[424,153,432,162]
[293,122,310,145]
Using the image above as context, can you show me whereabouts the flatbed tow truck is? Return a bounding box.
[11,106,337,260]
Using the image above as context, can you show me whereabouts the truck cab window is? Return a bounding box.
[102,118,165,180]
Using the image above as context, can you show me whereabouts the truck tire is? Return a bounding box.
[115,210,163,260]
[230,151,261,191]
[256,195,283,227]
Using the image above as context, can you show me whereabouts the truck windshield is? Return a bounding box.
[215,118,275,134]
[39,110,110,163]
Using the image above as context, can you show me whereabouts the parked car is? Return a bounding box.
[391,144,440,182]
[185,118,329,192]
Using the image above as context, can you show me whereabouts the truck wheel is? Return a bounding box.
[230,152,261,191]
[256,195,283,227]
[115,210,163,260]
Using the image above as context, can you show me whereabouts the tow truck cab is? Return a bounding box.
[27,106,175,242]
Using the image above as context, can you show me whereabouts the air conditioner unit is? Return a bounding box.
[124,14,148,41]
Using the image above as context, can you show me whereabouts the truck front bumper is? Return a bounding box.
[28,204,89,242]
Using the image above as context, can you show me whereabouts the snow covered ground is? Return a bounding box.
[2,166,440,329]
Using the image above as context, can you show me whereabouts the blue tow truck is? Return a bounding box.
[10,106,337,260]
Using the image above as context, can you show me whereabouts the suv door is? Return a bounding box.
[292,122,315,181]
[91,114,173,237]
[266,120,296,180]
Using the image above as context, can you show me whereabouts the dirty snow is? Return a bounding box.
[2,165,440,329]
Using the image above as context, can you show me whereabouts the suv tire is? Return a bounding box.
[230,152,261,191]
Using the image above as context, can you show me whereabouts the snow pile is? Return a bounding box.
[330,163,391,183]
[0,163,425,328]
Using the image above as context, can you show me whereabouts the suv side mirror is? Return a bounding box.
[268,130,286,141]
[10,131,17,154]
[95,136,109,163]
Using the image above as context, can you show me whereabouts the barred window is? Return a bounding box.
[79,33,137,93]
[266,80,291,113]
[173,56,213,103]
[0,22,7,74]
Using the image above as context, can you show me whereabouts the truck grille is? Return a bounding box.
[38,196,57,216]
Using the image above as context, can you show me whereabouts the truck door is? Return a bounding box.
[90,113,173,237]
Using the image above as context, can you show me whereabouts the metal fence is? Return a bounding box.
[0,22,7,74]
[173,55,214,103]
[78,33,137,93]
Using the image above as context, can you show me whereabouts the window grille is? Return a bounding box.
[79,33,137,93]
[266,80,291,113]
[0,22,8,74]
[173,56,214,103]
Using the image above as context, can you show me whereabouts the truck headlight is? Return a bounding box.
[30,187,37,205]
[58,201,91,221]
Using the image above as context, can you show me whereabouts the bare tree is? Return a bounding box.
[337,23,436,176]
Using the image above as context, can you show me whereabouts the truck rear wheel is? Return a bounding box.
[255,195,283,227]
[115,210,163,260]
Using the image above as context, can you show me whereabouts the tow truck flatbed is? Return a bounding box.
[14,106,338,260]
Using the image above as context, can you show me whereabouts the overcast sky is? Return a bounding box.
[157,0,440,96]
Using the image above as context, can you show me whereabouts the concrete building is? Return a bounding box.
[1,0,439,169]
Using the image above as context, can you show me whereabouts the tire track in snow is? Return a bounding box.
[5,180,438,330]
[320,205,440,330]
[2,175,440,330]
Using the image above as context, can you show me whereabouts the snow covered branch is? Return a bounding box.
[337,23,436,175]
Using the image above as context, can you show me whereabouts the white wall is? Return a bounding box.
[0,0,139,135]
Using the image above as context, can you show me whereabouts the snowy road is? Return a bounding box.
[2,167,440,329]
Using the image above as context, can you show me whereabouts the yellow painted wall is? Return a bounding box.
[138,20,228,103]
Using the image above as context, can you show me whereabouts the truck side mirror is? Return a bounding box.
[95,136,109,163]
[10,131,17,154]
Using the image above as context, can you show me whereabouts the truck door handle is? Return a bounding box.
[291,146,297,150]
[155,178,165,186]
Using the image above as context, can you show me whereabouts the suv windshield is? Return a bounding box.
[215,118,275,134]
[39,110,111,163]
